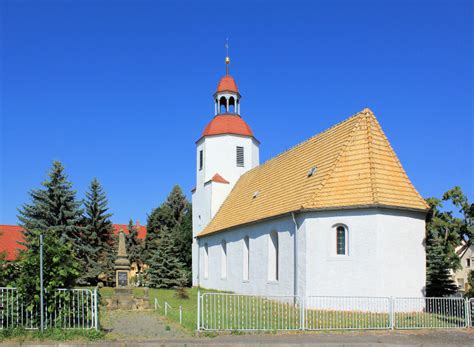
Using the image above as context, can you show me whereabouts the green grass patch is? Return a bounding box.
[98,286,216,332]
[0,328,105,342]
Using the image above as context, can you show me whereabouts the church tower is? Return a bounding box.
[192,52,260,285]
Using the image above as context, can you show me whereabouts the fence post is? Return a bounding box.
[94,287,99,330]
[300,297,305,330]
[179,305,182,325]
[165,302,168,316]
[389,297,394,330]
[465,298,470,328]
[197,290,201,331]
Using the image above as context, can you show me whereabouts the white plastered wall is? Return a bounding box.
[303,208,426,298]
[197,215,300,296]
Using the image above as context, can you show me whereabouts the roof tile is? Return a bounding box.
[199,108,428,237]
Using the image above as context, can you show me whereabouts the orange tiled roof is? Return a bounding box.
[201,114,253,138]
[216,75,238,93]
[207,173,230,184]
[0,223,147,261]
[199,108,429,237]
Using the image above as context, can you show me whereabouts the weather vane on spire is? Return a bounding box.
[225,38,230,75]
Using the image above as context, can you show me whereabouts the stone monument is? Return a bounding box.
[105,230,150,310]
[115,230,130,287]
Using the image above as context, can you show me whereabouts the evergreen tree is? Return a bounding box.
[16,161,83,302]
[425,231,458,296]
[79,178,115,285]
[145,185,192,284]
[175,202,192,272]
[126,219,144,275]
[146,230,185,288]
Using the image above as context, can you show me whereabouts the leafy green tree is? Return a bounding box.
[126,219,144,274]
[16,161,83,302]
[465,270,474,298]
[146,230,185,288]
[0,237,20,287]
[425,186,472,296]
[79,178,115,285]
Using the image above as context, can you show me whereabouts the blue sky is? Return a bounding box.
[1,1,472,225]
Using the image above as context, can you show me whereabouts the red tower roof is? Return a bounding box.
[202,114,253,138]
[216,75,239,93]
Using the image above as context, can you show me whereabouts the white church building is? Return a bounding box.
[192,57,429,299]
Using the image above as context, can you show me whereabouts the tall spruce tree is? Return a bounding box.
[145,185,192,285]
[126,220,144,275]
[425,231,458,296]
[16,161,83,301]
[80,178,115,285]
[146,230,185,288]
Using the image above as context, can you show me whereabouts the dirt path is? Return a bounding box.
[101,310,189,339]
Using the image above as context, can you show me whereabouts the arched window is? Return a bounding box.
[204,243,209,279]
[336,226,347,255]
[243,236,249,281]
[229,96,235,113]
[221,240,227,279]
[219,96,227,113]
[268,231,279,281]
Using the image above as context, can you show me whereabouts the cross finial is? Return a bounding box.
[225,38,230,75]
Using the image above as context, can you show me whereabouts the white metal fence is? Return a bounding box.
[199,293,302,331]
[393,297,467,329]
[305,296,391,330]
[197,292,474,331]
[0,287,98,330]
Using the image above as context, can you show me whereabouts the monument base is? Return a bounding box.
[105,287,151,310]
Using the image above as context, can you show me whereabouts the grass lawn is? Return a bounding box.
[96,288,469,332]
[98,286,214,332]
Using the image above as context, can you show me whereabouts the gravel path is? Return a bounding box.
[101,310,189,339]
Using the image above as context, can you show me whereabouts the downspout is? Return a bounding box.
[291,212,298,298]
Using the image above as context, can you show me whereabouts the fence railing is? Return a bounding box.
[305,296,391,330]
[393,297,467,329]
[197,292,474,331]
[199,293,302,331]
[0,287,98,330]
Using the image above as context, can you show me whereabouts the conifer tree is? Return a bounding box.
[126,219,144,274]
[425,231,458,296]
[145,185,192,284]
[79,178,115,285]
[16,161,83,301]
[146,230,185,289]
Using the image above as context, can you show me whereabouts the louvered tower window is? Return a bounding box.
[199,150,203,171]
[236,146,244,167]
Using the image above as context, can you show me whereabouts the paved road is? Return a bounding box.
[3,329,473,346]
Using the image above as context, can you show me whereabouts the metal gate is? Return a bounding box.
[0,287,99,330]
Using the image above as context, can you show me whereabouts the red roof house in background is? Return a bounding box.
[0,225,25,261]
[0,222,146,262]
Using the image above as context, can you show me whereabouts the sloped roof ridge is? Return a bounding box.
[368,114,429,209]
[366,114,379,204]
[302,112,365,208]
[237,108,370,180]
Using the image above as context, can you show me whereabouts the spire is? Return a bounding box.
[225,38,230,75]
